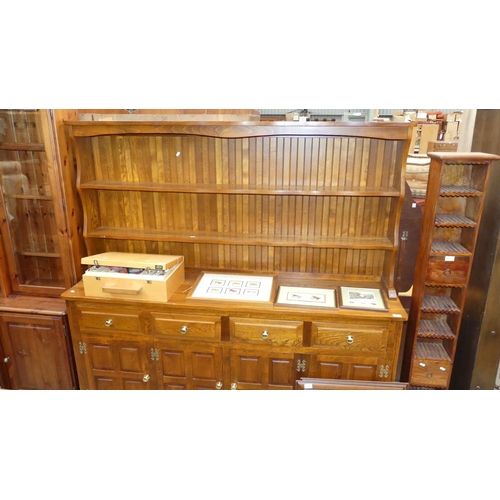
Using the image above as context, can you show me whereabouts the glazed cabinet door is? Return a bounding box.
[0,313,76,389]
[0,109,75,296]
[228,348,303,390]
[154,341,224,390]
[76,335,152,390]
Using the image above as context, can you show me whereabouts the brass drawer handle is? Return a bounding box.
[231,383,238,390]
[262,330,269,339]
[3,357,9,363]
[180,326,188,334]
[105,319,113,327]
[444,269,452,276]
[143,374,150,383]
[215,381,223,390]
[346,335,354,344]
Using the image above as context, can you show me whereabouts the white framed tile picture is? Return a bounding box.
[187,272,277,305]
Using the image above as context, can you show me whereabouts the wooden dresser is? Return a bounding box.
[62,120,413,389]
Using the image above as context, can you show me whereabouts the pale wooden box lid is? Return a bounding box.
[81,252,184,270]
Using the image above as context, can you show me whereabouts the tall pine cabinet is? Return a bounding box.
[0,109,79,389]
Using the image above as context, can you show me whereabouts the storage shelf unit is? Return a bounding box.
[63,120,415,389]
[67,121,414,298]
[401,152,500,389]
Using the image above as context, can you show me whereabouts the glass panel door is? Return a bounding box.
[0,109,67,294]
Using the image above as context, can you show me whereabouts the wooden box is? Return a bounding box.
[81,252,185,302]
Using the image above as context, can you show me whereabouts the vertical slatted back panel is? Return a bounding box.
[70,123,412,284]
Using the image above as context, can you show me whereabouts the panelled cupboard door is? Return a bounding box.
[155,341,223,390]
[77,335,152,390]
[307,354,391,382]
[0,313,75,390]
[229,348,303,390]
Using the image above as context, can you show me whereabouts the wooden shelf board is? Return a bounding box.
[421,295,460,314]
[414,341,451,361]
[440,185,482,197]
[79,181,402,197]
[0,142,45,151]
[85,227,394,249]
[418,320,456,340]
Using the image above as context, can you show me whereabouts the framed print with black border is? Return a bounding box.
[339,286,388,311]
[275,286,337,309]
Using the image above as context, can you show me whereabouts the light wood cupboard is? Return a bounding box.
[0,109,81,389]
[63,120,414,389]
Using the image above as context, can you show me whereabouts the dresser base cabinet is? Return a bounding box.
[63,275,407,390]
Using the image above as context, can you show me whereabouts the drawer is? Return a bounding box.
[151,313,221,341]
[229,317,302,346]
[311,322,389,353]
[411,358,452,388]
[425,256,470,285]
[79,308,141,333]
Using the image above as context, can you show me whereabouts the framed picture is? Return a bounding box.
[275,286,337,309]
[339,286,388,311]
[186,272,277,305]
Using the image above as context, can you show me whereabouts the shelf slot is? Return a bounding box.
[440,185,482,197]
[430,241,471,255]
[414,341,451,361]
[421,295,460,314]
[434,214,476,227]
[418,320,455,340]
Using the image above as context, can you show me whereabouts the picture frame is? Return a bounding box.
[339,286,388,311]
[275,286,337,309]
[186,271,277,305]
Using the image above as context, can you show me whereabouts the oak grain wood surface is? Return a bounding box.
[63,120,414,389]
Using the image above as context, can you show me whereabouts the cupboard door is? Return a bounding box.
[0,313,75,390]
[0,109,74,295]
[307,353,391,381]
[229,348,301,390]
[77,335,152,390]
[155,341,223,390]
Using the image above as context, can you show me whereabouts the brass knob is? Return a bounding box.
[262,330,269,339]
[143,374,150,382]
[105,319,113,327]
[180,326,188,334]
[3,357,9,363]
[231,383,238,390]
[346,335,354,344]
[426,372,433,378]
[444,269,452,276]
[215,381,223,390]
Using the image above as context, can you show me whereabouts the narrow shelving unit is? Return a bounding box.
[401,152,500,389]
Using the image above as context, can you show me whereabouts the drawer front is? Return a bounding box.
[79,308,141,333]
[411,359,452,388]
[151,314,221,341]
[425,256,470,285]
[229,317,302,346]
[311,322,389,353]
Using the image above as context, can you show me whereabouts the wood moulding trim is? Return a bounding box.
[67,121,415,141]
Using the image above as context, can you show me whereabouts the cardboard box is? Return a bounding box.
[445,121,459,136]
[81,252,185,302]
